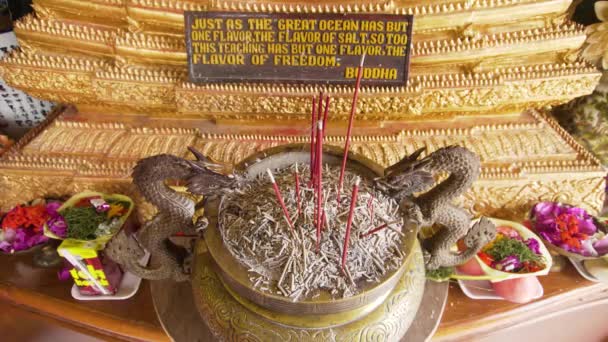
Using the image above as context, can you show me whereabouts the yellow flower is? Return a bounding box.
[107,204,124,218]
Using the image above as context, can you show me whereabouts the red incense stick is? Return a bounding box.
[318,91,324,123]
[359,221,400,238]
[315,121,324,252]
[321,95,331,140]
[266,169,294,233]
[294,163,301,216]
[341,177,360,271]
[337,54,365,202]
[310,96,317,184]
[360,223,388,238]
[312,92,324,185]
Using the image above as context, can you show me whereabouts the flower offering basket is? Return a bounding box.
[461,218,552,282]
[43,191,134,245]
[43,191,135,296]
[530,202,608,262]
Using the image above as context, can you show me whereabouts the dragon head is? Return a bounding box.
[184,146,243,196]
[376,147,435,201]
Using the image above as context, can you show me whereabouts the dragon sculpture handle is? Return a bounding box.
[378,145,496,270]
[107,144,494,280]
[105,147,240,281]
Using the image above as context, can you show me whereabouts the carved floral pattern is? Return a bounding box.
[191,242,425,341]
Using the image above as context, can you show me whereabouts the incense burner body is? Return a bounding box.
[106,142,490,332]
[200,144,419,319]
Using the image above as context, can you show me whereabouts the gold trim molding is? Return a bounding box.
[1,107,604,221]
[0,49,599,119]
[32,0,575,38]
[13,14,587,68]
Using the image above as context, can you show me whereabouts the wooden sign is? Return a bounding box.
[185,12,413,86]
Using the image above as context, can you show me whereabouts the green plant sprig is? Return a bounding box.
[62,206,107,240]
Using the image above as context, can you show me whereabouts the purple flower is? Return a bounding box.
[45,202,67,238]
[57,266,73,281]
[46,201,62,214]
[494,255,522,272]
[525,238,541,255]
[593,236,608,256]
[581,239,599,257]
[531,202,598,254]
[0,240,11,252]
[3,228,16,241]
[533,202,559,217]
[47,214,67,238]
[0,227,48,253]
[578,218,597,235]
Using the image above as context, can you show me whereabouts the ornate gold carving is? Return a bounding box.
[14,14,121,57]
[2,4,600,118]
[1,44,598,119]
[114,32,186,65]
[1,108,603,216]
[120,0,575,37]
[462,176,606,220]
[191,240,425,341]
[413,22,585,57]
[176,74,600,120]
[12,13,588,68]
[6,109,580,166]
[32,0,127,26]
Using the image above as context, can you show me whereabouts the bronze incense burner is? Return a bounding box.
[202,144,418,318]
[106,142,493,337]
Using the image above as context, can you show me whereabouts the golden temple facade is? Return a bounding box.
[0,0,604,220]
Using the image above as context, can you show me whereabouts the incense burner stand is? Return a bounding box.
[149,240,442,342]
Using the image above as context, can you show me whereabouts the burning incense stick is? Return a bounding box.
[266,168,294,233]
[337,54,366,201]
[294,163,301,216]
[315,121,324,251]
[341,177,361,271]
[310,96,317,184]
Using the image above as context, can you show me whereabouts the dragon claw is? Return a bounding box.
[195,216,209,233]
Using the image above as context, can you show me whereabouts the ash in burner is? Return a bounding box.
[219,164,406,301]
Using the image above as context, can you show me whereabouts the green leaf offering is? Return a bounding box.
[62,206,107,240]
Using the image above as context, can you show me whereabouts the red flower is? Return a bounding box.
[1,204,50,232]
[554,213,586,250]
[478,252,494,266]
